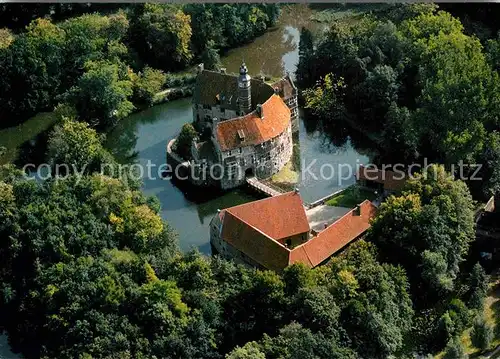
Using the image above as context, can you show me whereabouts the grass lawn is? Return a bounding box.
[326,185,377,208]
[265,161,299,193]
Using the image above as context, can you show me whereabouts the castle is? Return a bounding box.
[185,63,298,190]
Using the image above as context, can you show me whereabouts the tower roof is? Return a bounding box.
[239,62,251,82]
[239,62,248,75]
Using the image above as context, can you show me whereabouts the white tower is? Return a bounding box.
[238,62,251,115]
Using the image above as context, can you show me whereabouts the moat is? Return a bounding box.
[0,5,371,254]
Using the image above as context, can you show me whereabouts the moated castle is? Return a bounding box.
[171,62,298,190]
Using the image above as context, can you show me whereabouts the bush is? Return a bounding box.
[174,123,197,160]
[133,67,167,106]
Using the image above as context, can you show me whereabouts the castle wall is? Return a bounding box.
[193,104,238,130]
[218,122,293,190]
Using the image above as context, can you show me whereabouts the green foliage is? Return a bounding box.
[467,263,489,310]
[368,165,475,304]
[1,4,279,128]
[0,18,65,123]
[132,66,167,106]
[64,60,134,128]
[201,40,222,71]
[184,4,279,54]
[260,323,356,359]
[325,185,377,208]
[47,119,104,172]
[129,4,193,71]
[0,168,179,358]
[299,6,500,196]
[471,316,493,351]
[226,342,266,359]
[443,337,466,359]
[0,166,418,359]
[174,123,198,160]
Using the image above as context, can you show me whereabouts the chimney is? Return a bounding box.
[354,204,361,216]
[220,68,226,74]
[197,63,204,73]
[256,104,264,119]
[294,188,300,194]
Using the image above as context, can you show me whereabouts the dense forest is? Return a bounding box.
[0,3,499,359]
[299,3,500,202]
[0,3,280,128]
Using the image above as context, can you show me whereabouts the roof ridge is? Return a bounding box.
[225,191,298,212]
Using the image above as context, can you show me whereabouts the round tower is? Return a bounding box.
[238,62,252,114]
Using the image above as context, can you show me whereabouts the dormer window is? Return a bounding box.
[237,129,245,142]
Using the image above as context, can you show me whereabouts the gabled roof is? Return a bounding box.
[216,94,291,151]
[221,211,291,272]
[193,70,274,110]
[357,165,406,191]
[193,70,239,110]
[226,191,309,243]
[218,193,378,272]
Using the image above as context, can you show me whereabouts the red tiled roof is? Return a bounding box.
[291,200,377,267]
[216,94,291,151]
[226,191,309,243]
[218,193,378,271]
[357,165,406,191]
[221,211,291,272]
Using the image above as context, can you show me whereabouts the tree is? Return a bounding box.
[129,4,192,71]
[0,169,179,357]
[59,12,130,90]
[226,342,266,359]
[174,123,198,160]
[132,66,166,106]
[471,316,493,351]
[0,18,65,123]
[64,60,134,128]
[201,40,221,71]
[47,119,104,173]
[332,241,414,359]
[443,337,466,359]
[0,27,13,48]
[368,165,475,304]
[260,323,356,359]
[296,27,314,88]
[467,263,489,310]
